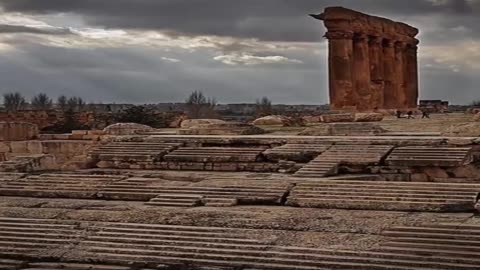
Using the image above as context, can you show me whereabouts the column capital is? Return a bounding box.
[354,32,369,42]
[395,41,407,49]
[325,31,354,40]
[369,36,383,45]
[383,39,395,48]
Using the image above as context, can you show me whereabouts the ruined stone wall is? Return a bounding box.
[315,7,419,111]
[0,122,39,141]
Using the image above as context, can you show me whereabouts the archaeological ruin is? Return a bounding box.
[312,7,419,111]
[1,6,480,270]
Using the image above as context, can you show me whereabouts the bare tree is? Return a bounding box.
[31,93,53,110]
[185,90,217,119]
[255,96,273,117]
[66,96,86,112]
[2,92,26,112]
[57,95,68,111]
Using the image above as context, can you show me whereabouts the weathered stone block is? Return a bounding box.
[321,113,355,123]
[355,113,384,122]
[0,122,39,141]
[103,123,154,135]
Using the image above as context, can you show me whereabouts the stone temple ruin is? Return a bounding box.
[312,7,419,111]
[1,6,480,270]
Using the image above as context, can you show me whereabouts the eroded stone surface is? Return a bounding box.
[0,122,39,141]
[103,123,154,135]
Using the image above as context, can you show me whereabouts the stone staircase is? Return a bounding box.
[143,184,289,207]
[381,223,480,264]
[88,142,183,167]
[0,155,56,173]
[0,217,82,257]
[0,172,25,182]
[263,144,331,162]
[145,194,204,207]
[287,180,480,212]
[294,145,393,177]
[164,147,266,163]
[18,262,158,270]
[2,217,480,269]
[0,173,126,198]
[386,146,472,167]
[0,259,24,270]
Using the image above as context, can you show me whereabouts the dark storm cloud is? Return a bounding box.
[0,0,478,41]
[0,24,72,35]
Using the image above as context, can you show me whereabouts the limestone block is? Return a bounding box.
[252,115,289,126]
[72,130,88,135]
[0,142,10,153]
[354,113,384,122]
[449,165,480,178]
[442,123,480,137]
[410,173,429,182]
[321,113,355,123]
[179,122,265,135]
[298,125,332,136]
[26,141,43,154]
[473,113,480,121]
[423,167,449,179]
[103,123,154,135]
[0,122,39,141]
[180,119,226,128]
[9,141,28,153]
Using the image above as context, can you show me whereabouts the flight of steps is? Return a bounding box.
[143,184,289,207]
[386,146,472,167]
[145,194,204,207]
[3,217,480,270]
[0,217,82,258]
[0,259,24,270]
[88,142,183,163]
[18,262,159,270]
[164,147,266,163]
[0,173,126,198]
[286,180,480,212]
[380,223,480,265]
[263,144,332,162]
[0,172,25,182]
[294,145,393,177]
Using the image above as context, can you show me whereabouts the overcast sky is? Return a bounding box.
[0,0,478,105]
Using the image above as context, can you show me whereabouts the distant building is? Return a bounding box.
[419,100,449,112]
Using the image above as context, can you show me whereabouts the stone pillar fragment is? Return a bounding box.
[352,33,372,111]
[383,40,396,109]
[369,36,385,109]
[394,41,407,109]
[406,44,419,108]
[325,31,354,110]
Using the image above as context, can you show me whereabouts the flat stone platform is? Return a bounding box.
[0,169,479,269]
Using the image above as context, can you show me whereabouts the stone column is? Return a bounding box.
[383,40,396,109]
[352,33,371,111]
[369,36,385,109]
[394,41,407,109]
[405,43,419,108]
[325,31,354,110]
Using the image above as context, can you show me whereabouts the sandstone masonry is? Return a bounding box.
[312,7,419,111]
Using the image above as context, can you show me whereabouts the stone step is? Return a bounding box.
[23,262,159,270]
[291,190,475,198]
[84,246,479,270]
[203,198,238,207]
[286,180,480,212]
[386,146,472,167]
[4,217,480,269]
[0,259,24,270]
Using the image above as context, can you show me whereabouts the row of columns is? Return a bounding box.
[326,31,418,111]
